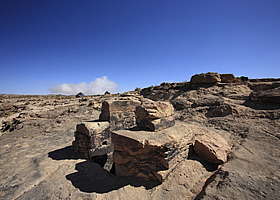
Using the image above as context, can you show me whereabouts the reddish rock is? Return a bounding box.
[194,132,230,164]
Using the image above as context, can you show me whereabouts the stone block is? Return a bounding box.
[99,99,141,121]
[135,100,174,120]
[111,124,195,182]
[136,116,175,132]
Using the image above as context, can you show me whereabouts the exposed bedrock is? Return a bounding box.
[111,123,231,182]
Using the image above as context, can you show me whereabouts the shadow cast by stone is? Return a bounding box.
[187,145,219,172]
[66,160,160,193]
[48,146,85,160]
[243,100,280,111]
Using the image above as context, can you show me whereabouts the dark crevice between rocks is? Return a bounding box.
[187,145,219,172]
[92,154,108,168]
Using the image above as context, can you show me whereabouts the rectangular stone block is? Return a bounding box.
[136,116,175,131]
[72,121,111,158]
[99,99,141,121]
[111,124,195,182]
[109,111,137,131]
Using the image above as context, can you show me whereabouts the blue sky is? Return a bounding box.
[1,0,279,95]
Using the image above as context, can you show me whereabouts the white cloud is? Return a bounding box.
[50,76,118,95]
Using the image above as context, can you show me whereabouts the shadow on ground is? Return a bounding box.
[48,146,160,194]
[243,100,280,110]
[48,146,85,160]
[187,145,219,172]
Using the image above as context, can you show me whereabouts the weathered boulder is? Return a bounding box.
[194,131,230,164]
[135,99,174,119]
[190,72,221,84]
[207,104,233,117]
[135,100,175,131]
[99,98,141,130]
[111,124,195,182]
[72,121,111,158]
[221,74,235,83]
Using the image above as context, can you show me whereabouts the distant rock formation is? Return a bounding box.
[190,72,222,84]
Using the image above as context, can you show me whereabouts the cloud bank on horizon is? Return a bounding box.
[50,76,117,95]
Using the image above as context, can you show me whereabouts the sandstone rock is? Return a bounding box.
[135,100,174,120]
[194,131,230,164]
[72,121,111,158]
[99,98,141,121]
[207,104,233,117]
[221,74,235,83]
[109,111,137,131]
[248,81,280,91]
[136,115,175,131]
[190,72,221,84]
[250,87,280,104]
[135,100,175,131]
[111,124,195,182]
[99,98,141,130]
[171,97,192,110]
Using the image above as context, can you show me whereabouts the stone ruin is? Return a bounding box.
[72,96,230,183]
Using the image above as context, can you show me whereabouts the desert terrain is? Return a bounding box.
[0,73,279,199]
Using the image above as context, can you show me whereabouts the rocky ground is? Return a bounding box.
[0,74,279,199]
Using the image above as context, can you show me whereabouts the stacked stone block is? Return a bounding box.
[72,121,111,158]
[99,97,141,131]
[111,124,195,182]
[135,99,175,131]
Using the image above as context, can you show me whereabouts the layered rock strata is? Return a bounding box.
[193,130,230,164]
[135,100,175,131]
[111,124,195,182]
[72,121,112,158]
[99,97,141,130]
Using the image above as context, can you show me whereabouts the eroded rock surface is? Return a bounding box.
[112,124,195,182]
[135,100,175,131]
[194,131,230,164]
[0,74,279,200]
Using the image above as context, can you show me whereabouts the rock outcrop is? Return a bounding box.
[220,73,236,83]
[135,100,175,131]
[1,73,280,200]
[111,124,195,182]
[190,72,222,84]
[250,87,280,104]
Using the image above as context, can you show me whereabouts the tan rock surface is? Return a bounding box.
[0,77,279,199]
[194,131,231,164]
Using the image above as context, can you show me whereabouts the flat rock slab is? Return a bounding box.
[194,132,230,164]
[112,123,194,148]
